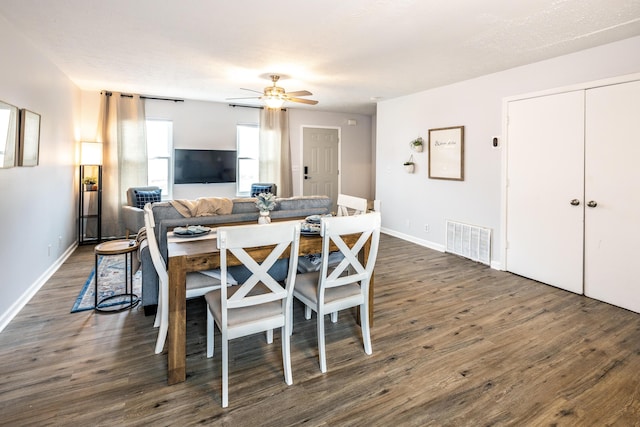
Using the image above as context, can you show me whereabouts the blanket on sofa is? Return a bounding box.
[170,197,233,217]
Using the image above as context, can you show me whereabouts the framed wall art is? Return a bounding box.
[428,125,464,180]
[19,109,41,167]
[0,99,19,168]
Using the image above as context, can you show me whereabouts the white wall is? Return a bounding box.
[81,97,375,201]
[289,109,373,199]
[79,95,260,200]
[146,99,259,200]
[0,14,80,330]
[376,36,640,268]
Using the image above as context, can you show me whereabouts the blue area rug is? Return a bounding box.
[71,254,142,313]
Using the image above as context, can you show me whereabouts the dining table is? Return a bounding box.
[165,218,375,385]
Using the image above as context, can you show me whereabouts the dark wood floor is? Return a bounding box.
[1,234,639,426]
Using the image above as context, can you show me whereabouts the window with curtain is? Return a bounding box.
[146,119,172,199]
[237,123,259,196]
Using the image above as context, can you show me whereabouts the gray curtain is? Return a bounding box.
[97,92,147,238]
[259,108,292,197]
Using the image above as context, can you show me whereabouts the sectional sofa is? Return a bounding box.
[140,195,332,314]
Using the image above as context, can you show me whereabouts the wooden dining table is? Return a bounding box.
[165,219,374,385]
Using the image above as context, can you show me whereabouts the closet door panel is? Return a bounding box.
[584,80,640,313]
[506,91,584,293]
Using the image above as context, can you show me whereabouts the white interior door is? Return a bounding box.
[505,91,585,294]
[302,127,339,210]
[584,80,640,313]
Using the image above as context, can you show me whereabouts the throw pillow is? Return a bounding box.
[251,184,273,197]
[134,189,161,209]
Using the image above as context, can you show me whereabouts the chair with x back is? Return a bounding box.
[143,203,224,354]
[336,193,368,216]
[297,193,370,321]
[204,220,301,408]
[292,211,381,373]
[297,194,367,277]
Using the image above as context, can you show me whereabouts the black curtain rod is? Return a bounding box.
[101,91,184,103]
[140,95,184,102]
[229,103,286,111]
[229,103,263,109]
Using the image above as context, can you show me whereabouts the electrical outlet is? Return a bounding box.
[406,219,411,228]
[48,244,52,256]
[424,224,430,233]
[58,236,62,248]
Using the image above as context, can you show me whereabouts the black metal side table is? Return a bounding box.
[94,239,140,313]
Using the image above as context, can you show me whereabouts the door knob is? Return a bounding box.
[570,199,580,206]
[587,200,598,208]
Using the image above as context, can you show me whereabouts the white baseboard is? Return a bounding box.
[381,227,503,270]
[381,227,446,253]
[0,243,78,333]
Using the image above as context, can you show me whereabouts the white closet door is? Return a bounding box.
[584,80,640,313]
[506,91,585,294]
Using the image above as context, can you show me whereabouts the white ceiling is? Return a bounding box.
[1,0,639,115]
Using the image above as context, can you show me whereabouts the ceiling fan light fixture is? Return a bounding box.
[264,96,285,109]
[228,74,317,108]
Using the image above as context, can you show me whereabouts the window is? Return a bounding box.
[237,123,259,195]
[145,119,172,199]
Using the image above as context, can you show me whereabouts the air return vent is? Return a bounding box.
[445,220,491,265]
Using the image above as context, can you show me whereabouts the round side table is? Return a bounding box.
[94,239,140,313]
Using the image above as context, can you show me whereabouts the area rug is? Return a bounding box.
[71,255,142,313]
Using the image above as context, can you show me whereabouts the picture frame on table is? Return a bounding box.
[19,109,41,167]
[428,125,464,181]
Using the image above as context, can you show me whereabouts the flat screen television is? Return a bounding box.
[174,149,237,184]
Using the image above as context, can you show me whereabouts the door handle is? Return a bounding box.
[570,199,580,206]
[304,176,310,180]
[587,200,598,208]
[304,166,308,174]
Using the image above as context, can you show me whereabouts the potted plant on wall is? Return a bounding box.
[410,136,424,152]
[83,176,97,191]
[403,156,415,173]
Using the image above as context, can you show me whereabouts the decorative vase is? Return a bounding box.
[413,144,423,152]
[404,164,415,173]
[258,211,271,224]
[84,183,93,191]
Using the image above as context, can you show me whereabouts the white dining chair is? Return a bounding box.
[336,193,368,216]
[292,211,381,373]
[298,193,369,322]
[298,194,367,277]
[205,220,301,408]
[143,204,224,354]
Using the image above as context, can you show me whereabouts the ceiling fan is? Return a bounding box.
[228,75,318,108]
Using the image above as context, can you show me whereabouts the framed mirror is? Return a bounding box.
[19,109,41,167]
[0,100,19,168]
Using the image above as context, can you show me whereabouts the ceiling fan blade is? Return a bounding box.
[287,97,318,105]
[240,88,264,94]
[285,90,312,97]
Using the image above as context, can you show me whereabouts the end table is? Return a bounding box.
[94,239,140,313]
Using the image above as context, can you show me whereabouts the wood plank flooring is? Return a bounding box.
[1,234,639,426]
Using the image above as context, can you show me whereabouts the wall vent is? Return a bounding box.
[445,220,491,265]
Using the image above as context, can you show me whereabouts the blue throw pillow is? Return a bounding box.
[134,189,161,209]
[251,184,273,197]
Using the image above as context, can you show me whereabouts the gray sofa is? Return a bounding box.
[140,195,332,314]
[123,186,161,238]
